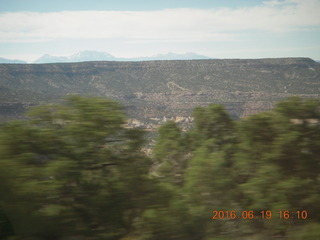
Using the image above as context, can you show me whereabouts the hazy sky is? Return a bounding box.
[0,0,319,62]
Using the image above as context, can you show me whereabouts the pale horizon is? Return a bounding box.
[1,0,320,62]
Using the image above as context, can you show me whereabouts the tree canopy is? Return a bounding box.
[0,96,319,240]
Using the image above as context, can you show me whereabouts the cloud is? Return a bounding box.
[0,0,319,43]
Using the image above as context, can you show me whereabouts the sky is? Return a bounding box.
[0,0,320,62]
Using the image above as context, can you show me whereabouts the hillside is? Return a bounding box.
[0,58,319,125]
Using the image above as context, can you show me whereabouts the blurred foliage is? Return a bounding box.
[0,96,319,240]
[0,96,154,240]
[152,120,187,186]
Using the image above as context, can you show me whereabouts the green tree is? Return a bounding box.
[273,97,320,179]
[182,104,238,239]
[187,104,235,151]
[0,95,153,240]
[234,97,320,237]
[152,121,186,186]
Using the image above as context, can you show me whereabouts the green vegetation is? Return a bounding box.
[0,96,319,240]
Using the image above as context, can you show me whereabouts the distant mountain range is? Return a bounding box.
[34,51,116,63]
[0,51,210,64]
[0,57,27,64]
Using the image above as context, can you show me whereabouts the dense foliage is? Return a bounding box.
[0,96,319,240]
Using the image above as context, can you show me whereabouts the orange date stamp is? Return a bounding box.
[212,210,308,220]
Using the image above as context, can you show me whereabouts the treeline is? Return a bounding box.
[0,96,319,240]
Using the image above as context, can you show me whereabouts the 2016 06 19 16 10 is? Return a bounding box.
[212,210,308,220]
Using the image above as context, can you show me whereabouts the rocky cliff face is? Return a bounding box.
[1,58,319,125]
